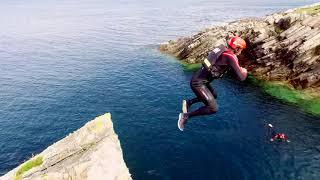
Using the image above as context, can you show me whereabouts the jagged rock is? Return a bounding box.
[0,113,132,180]
[160,3,320,94]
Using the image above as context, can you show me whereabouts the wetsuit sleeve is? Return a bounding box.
[224,53,247,81]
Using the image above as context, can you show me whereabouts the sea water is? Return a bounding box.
[1,0,320,179]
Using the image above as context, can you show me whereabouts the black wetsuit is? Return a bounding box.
[186,49,247,118]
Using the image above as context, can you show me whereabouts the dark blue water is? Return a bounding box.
[1,0,320,179]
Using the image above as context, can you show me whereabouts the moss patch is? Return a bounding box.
[247,75,320,115]
[181,62,202,72]
[275,26,284,34]
[295,5,320,15]
[15,156,43,180]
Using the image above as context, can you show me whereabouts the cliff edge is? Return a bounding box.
[0,113,132,180]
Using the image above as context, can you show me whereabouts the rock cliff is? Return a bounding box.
[160,3,320,94]
[0,113,132,180]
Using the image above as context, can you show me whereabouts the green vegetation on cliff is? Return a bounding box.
[248,75,320,115]
[15,156,43,180]
[181,62,202,72]
[295,5,320,15]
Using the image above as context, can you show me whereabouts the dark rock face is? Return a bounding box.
[160,3,320,93]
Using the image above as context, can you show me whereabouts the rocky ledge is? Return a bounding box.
[0,113,132,180]
[160,3,320,95]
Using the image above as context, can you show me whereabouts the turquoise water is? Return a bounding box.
[1,0,320,179]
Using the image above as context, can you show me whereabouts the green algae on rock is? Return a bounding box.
[295,5,320,15]
[15,156,43,180]
[181,62,202,72]
[247,75,320,115]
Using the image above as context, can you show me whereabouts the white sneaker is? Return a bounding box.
[178,113,188,131]
[182,100,188,113]
[178,113,184,131]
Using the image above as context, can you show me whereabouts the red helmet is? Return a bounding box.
[228,36,247,50]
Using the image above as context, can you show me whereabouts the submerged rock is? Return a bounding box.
[160,3,320,94]
[0,113,132,180]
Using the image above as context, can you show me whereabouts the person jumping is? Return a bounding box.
[178,36,248,131]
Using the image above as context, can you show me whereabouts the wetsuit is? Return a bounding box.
[186,49,247,118]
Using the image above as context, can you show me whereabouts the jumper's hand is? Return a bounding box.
[241,67,247,74]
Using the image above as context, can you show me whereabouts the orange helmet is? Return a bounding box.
[228,36,246,50]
